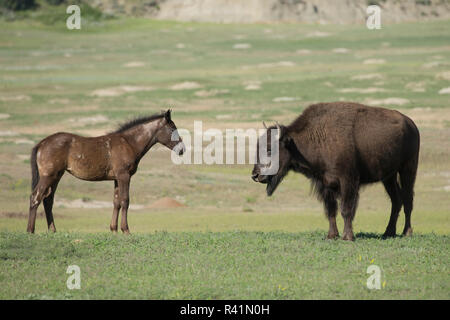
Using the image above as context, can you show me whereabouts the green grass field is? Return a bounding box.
[1,231,448,299]
[0,12,449,299]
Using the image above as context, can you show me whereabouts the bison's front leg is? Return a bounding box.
[325,198,339,239]
[321,182,339,239]
[340,179,360,241]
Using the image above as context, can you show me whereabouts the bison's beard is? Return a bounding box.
[266,168,289,196]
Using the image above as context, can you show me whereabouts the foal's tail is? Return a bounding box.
[31,144,40,191]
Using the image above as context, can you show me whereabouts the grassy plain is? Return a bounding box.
[0,14,449,299]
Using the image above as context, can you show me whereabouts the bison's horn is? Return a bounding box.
[275,123,281,140]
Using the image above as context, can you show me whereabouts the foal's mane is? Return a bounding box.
[113,113,165,134]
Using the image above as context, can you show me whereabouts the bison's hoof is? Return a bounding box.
[382,230,396,239]
[402,227,413,237]
[326,233,339,240]
[342,233,355,241]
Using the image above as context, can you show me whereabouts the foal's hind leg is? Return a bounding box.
[117,174,131,235]
[110,180,120,233]
[27,176,55,233]
[43,174,63,233]
[382,175,403,238]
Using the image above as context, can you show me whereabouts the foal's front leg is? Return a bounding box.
[117,174,131,234]
[110,180,120,233]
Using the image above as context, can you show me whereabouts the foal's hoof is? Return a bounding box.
[48,223,56,233]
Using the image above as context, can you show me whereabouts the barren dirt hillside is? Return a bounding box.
[91,0,450,23]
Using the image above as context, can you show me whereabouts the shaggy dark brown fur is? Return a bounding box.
[252,102,420,241]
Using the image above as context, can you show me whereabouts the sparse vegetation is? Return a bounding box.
[0,231,448,299]
[0,16,449,299]
[416,0,432,5]
[0,0,37,11]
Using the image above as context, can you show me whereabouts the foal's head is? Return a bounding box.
[156,110,185,156]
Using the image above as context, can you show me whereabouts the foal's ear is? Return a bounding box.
[164,109,172,121]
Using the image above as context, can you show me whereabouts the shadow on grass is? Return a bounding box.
[355,232,385,240]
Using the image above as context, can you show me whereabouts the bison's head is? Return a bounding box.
[252,122,292,196]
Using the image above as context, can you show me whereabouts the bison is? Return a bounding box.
[252,102,420,241]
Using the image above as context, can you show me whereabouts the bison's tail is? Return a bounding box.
[31,144,40,191]
[402,116,420,189]
[399,116,420,213]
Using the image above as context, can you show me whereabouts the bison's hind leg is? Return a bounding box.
[382,175,403,238]
[339,177,360,241]
[318,176,340,239]
[399,160,417,237]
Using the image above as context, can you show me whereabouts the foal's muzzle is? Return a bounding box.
[177,143,186,156]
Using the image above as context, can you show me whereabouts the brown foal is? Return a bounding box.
[27,110,184,234]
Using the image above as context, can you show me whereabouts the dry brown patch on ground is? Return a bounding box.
[149,197,185,208]
[233,43,251,49]
[405,82,426,92]
[363,59,386,65]
[77,129,111,137]
[422,61,449,69]
[68,115,109,126]
[436,71,450,81]
[241,61,295,70]
[365,97,410,106]
[0,95,31,102]
[332,48,350,53]
[0,131,18,137]
[351,73,383,81]
[438,87,450,94]
[194,89,229,97]
[123,61,146,68]
[296,49,311,55]
[34,105,99,115]
[49,98,70,105]
[170,82,203,90]
[399,108,450,129]
[243,80,262,90]
[91,86,154,97]
[0,211,68,219]
[56,198,144,210]
[306,31,331,38]
[10,124,72,136]
[215,114,232,120]
[273,97,301,102]
[338,87,387,93]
